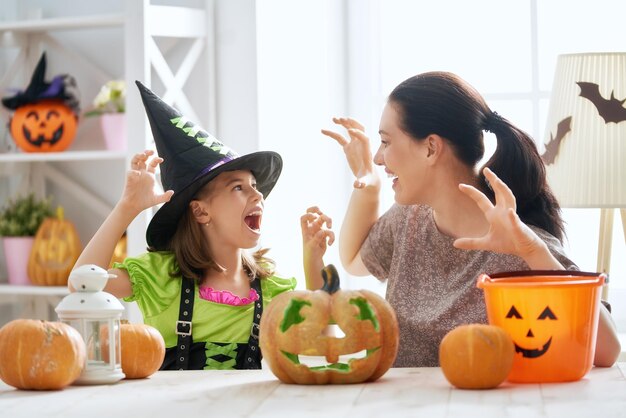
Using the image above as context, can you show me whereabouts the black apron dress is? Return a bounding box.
[160,276,263,370]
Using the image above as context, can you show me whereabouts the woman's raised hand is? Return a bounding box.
[453,167,546,260]
[321,117,378,189]
[120,150,174,214]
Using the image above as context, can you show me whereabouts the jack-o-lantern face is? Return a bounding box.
[27,207,82,286]
[10,99,77,152]
[260,265,399,384]
[505,304,557,358]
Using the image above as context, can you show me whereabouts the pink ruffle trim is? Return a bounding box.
[198,286,260,306]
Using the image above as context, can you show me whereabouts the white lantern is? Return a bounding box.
[56,264,125,384]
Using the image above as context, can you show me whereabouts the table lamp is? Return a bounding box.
[542,52,626,298]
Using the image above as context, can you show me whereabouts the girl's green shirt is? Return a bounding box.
[114,251,296,348]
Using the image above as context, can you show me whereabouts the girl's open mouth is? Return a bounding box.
[244,211,262,232]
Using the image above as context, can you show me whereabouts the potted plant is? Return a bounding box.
[0,193,52,285]
[85,80,126,151]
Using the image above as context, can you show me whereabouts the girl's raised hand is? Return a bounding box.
[301,206,335,289]
[301,206,335,259]
[120,150,174,214]
[453,167,544,260]
[321,117,377,189]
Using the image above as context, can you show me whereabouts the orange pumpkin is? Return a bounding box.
[28,206,82,286]
[102,321,165,379]
[9,99,77,152]
[260,265,399,384]
[0,319,85,390]
[439,324,514,389]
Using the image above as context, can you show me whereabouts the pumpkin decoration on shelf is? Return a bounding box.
[9,99,78,152]
[28,206,82,286]
[109,232,127,268]
[260,264,399,384]
[439,323,514,390]
[101,321,165,379]
[1,52,80,153]
[0,319,86,390]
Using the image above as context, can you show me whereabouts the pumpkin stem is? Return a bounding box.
[320,264,340,294]
[56,206,64,221]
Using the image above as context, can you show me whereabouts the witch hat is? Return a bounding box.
[136,81,282,250]
[2,52,80,113]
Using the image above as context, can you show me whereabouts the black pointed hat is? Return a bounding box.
[136,81,282,250]
[1,52,80,113]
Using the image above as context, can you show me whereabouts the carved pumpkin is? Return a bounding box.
[109,232,127,268]
[102,321,165,379]
[260,265,399,384]
[28,206,82,286]
[9,99,78,152]
[0,319,85,390]
[439,324,514,390]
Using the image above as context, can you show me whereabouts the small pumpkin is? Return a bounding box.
[28,206,82,286]
[10,99,78,152]
[260,265,399,384]
[102,321,165,379]
[0,319,85,390]
[439,324,514,390]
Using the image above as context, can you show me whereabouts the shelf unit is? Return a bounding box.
[0,150,126,163]
[0,1,215,323]
[0,14,125,33]
[0,284,67,321]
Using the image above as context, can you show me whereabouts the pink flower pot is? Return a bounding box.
[100,113,126,151]
[2,236,35,285]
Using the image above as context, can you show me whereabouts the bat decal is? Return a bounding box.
[542,116,572,165]
[577,81,626,124]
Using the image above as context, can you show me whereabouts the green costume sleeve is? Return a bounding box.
[261,274,297,305]
[114,252,180,319]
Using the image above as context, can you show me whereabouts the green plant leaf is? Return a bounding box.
[0,193,53,237]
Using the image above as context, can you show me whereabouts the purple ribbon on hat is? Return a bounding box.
[194,155,236,180]
[39,76,64,98]
[7,75,63,99]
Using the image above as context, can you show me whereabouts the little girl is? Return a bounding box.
[71,82,333,370]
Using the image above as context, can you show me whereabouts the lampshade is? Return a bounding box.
[543,52,626,208]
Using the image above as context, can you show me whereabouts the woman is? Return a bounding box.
[322,71,620,367]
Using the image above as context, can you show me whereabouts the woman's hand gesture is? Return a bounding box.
[321,117,378,189]
[453,168,548,262]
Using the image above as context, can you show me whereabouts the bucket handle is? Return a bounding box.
[476,273,489,289]
[476,272,607,288]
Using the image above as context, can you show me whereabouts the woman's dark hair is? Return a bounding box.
[388,71,564,241]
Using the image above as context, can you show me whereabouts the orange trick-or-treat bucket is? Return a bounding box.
[477,270,606,383]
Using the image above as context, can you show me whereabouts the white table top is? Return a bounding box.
[1,364,625,418]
